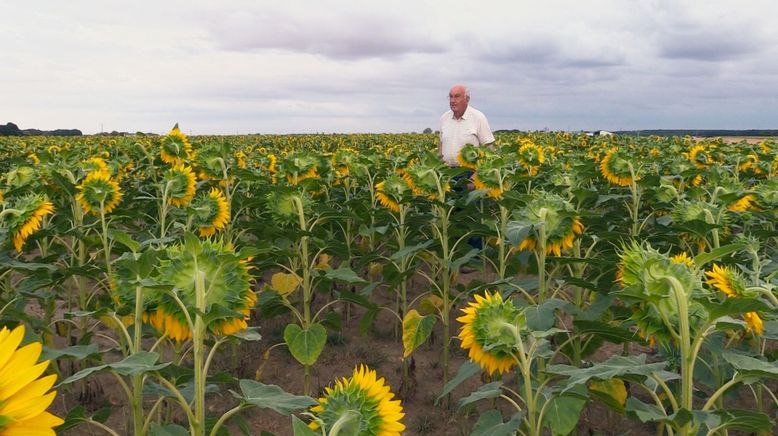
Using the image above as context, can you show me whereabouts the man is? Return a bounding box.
[438,84,495,166]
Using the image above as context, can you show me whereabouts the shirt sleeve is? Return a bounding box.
[477,114,495,145]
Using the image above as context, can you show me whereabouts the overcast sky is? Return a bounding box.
[2,0,777,134]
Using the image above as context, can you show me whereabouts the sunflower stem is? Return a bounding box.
[131,283,146,436]
[294,195,315,395]
[193,269,207,436]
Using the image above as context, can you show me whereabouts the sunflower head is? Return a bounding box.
[754,179,778,210]
[76,170,122,215]
[513,192,584,257]
[704,264,754,298]
[160,124,194,165]
[688,144,712,169]
[0,324,64,434]
[457,291,524,375]
[376,174,410,213]
[191,188,230,237]
[457,143,482,170]
[280,153,320,186]
[618,242,700,300]
[164,164,198,208]
[308,365,405,436]
[81,156,110,174]
[600,148,636,187]
[145,237,255,341]
[4,194,56,252]
[401,161,449,200]
[266,189,310,226]
[517,139,545,176]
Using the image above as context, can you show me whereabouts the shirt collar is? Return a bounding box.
[452,106,470,120]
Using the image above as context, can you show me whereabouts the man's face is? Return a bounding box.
[448,87,468,117]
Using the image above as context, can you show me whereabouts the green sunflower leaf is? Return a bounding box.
[291,415,318,436]
[436,361,482,404]
[457,381,503,410]
[284,323,327,366]
[546,354,667,393]
[231,380,317,415]
[542,389,587,436]
[471,410,524,436]
[323,266,367,284]
[402,309,436,358]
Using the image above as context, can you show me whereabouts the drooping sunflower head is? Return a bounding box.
[728,194,756,213]
[81,156,110,174]
[704,264,754,298]
[517,139,545,176]
[688,144,712,169]
[266,189,310,226]
[160,124,194,165]
[473,156,507,199]
[191,188,230,237]
[146,237,255,341]
[76,170,122,216]
[457,291,524,375]
[457,143,482,170]
[754,179,778,211]
[164,164,198,208]
[4,194,56,252]
[401,162,448,200]
[308,364,405,435]
[376,174,410,213]
[600,148,637,187]
[281,153,320,186]
[513,192,584,257]
[0,324,64,434]
[331,147,357,178]
[618,242,699,299]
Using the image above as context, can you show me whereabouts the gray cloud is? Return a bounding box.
[658,29,763,61]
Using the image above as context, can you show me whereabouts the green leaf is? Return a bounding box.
[231,327,262,341]
[589,378,628,413]
[708,409,773,433]
[284,323,327,366]
[149,423,190,436]
[703,298,772,321]
[402,310,436,358]
[437,361,482,404]
[505,219,533,247]
[291,415,318,436]
[574,320,646,345]
[471,410,524,436]
[323,266,367,284]
[542,391,587,436]
[721,351,778,378]
[40,344,100,361]
[232,380,317,415]
[451,248,479,271]
[546,354,667,392]
[626,398,692,426]
[109,229,140,252]
[0,252,57,272]
[693,242,748,267]
[525,298,569,331]
[457,381,503,410]
[58,352,170,386]
[389,240,433,261]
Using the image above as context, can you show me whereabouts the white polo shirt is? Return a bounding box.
[439,106,495,166]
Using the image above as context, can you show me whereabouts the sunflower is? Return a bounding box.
[688,144,711,169]
[517,139,545,176]
[375,175,410,213]
[160,124,194,165]
[600,148,636,187]
[671,252,695,268]
[457,291,522,375]
[4,194,56,252]
[266,190,309,226]
[191,188,230,237]
[401,162,448,200]
[514,192,584,257]
[0,324,64,435]
[76,170,122,215]
[81,156,110,174]
[705,264,762,335]
[281,153,320,186]
[144,238,255,341]
[728,194,756,213]
[164,164,197,208]
[457,143,482,170]
[308,365,405,435]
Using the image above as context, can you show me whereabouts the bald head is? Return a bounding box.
[448,84,470,119]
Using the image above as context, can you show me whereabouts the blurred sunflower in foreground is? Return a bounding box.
[308,364,405,435]
[2,194,56,252]
[164,164,197,208]
[0,324,64,435]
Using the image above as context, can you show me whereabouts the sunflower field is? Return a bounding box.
[1,127,778,435]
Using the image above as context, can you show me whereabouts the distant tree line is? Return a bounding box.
[614,129,778,137]
[0,122,82,136]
